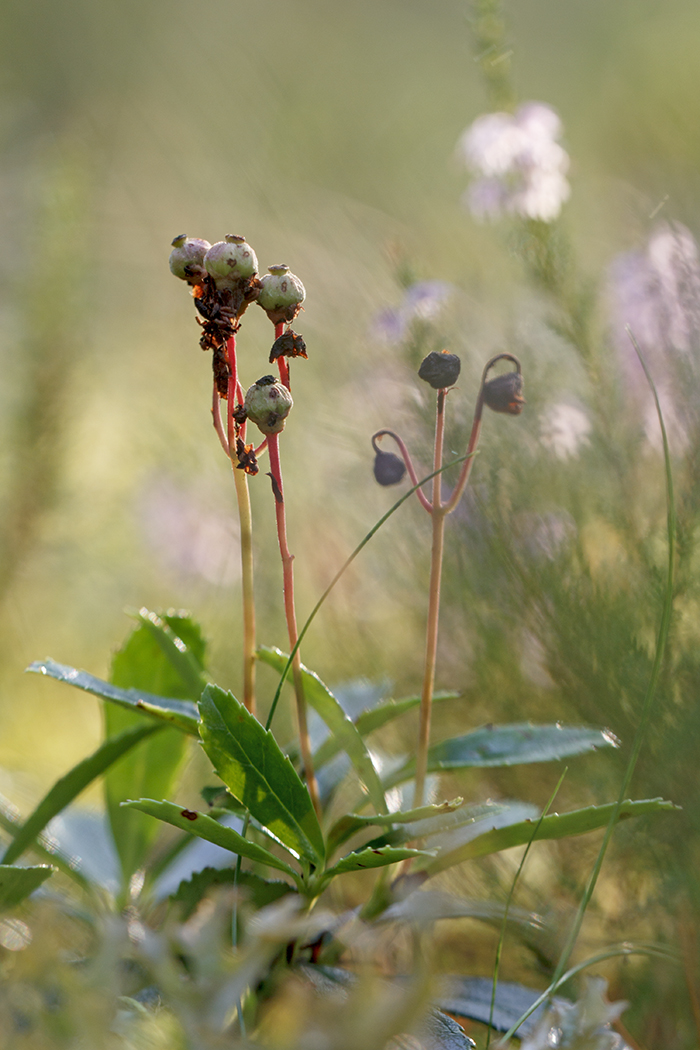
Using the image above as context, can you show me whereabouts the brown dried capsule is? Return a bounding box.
[418,350,461,390]
[374,450,406,486]
[483,371,525,415]
[269,329,308,363]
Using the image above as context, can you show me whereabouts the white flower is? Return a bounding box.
[540,403,591,459]
[609,222,700,364]
[457,102,570,223]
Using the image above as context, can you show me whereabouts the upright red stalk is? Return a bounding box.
[267,430,321,818]
[274,321,290,390]
[224,333,256,715]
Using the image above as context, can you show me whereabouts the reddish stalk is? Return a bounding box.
[267,430,321,818]
[224,333,256,715]
[274,322,290,390]
[413,389,447,807]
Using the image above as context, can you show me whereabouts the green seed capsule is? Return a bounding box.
[169,235,211,283]
[244,375,294,434]
[258,264,306,324]
[204,235,258,288]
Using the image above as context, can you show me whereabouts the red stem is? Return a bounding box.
[274,321,290,390]
[267,431,321,817]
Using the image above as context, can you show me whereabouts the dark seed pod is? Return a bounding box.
[483,371,525,415]
[374,450,406,486]
[418,351,461,390]
[269,329,308,363]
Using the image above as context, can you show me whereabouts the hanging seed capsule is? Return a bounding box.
[204,235,258,288]
[244,375,294,435]
[258,264,306,324]
[169,235,211,284]
[483,371,525,414]
[418,350,461,390]
[373,449,406,486]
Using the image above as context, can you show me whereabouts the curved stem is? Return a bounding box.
[414,390,447,808]
[442,353,520,515]
[212,381,229,457]
[225,334,256,714]
[267,431,321,818]
[372,430,433,514]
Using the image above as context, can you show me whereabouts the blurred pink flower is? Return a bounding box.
[372,281,454,344]
[457,102,570,222]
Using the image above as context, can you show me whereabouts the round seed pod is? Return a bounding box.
[418,351,461,390]
[373,450,406,486]
[169,235,211,284]
[258,264,306,324]
[204,235,258,288]
[483,371,525,414]
[244,375,293,435]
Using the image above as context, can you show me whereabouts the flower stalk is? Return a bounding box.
[267,430,321,818]
[375,353,523,808]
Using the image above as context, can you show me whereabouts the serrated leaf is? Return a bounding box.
[258,648,387,814]
[0,865,55,910]
[383,723,618,788]
[421,798,677,875]
[106,613,205,886]
[26,659,199,734]
[324,845,434,878]
[1,722,163,866]
[327,799,464,854]
[171,867,296,919]
[122,799,298,878]
[199,684,325,867]
[312,692,458,770]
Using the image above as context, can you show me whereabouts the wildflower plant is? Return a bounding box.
[0,0,693,1045]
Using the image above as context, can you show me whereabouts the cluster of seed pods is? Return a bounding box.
[169,233,307,451]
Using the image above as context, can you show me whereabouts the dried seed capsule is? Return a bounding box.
[258,264,306,324]
[169,235,211,284]
[373,449,406,486]
[269,329,308,363]
[483,371,525,414]
[418,350,461,389]
[204,235,258,289]
[244,375,293,435]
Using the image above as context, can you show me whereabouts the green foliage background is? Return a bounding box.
[1,0,700,1039]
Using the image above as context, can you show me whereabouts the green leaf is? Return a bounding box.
[136,608,207,700]
[171,867,296,919]
[323,845,434,878]
[327,799,464,854]
[122,799,298,878]
[421,798,677,876]
[362,801,533,851]
[26,659,199,735]
[312,692,459,771]
[383,723,619,788]
[199,684,325,867]
[258,647,387,814]
[105,612,206,886]
[0,865,55,910]
[1,722,163,866]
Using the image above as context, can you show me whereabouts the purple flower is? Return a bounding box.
[457,102,570,223]
[371,281,454,344]
[608,222,700,447]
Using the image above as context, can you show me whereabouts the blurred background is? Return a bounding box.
[2,0,700,1038]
